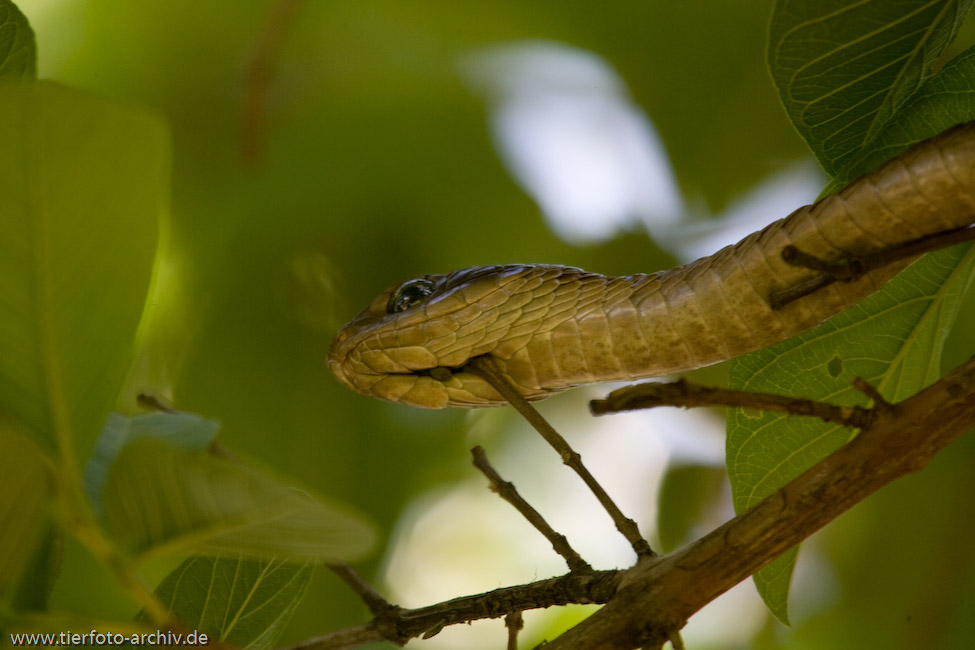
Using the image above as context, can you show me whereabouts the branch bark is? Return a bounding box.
[286,570,622,650]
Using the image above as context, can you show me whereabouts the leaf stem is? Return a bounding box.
[56,479,172,626]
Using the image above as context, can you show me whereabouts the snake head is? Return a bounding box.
[327,264,573,408]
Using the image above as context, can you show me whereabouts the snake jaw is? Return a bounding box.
[328,264,579,408]
[327,335,508,408]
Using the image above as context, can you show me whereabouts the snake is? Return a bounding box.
[328,123,975,408]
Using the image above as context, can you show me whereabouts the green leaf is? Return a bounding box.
[728,242,975,623]
[0,428,55,599]
[84,411,220,517]
[0,81,169,460]
[748,9,975,622]
[768,0,972,175]
[751,548,798,624]
[103,439,376,563]
[0,0,36,80]
[152,555,313,650]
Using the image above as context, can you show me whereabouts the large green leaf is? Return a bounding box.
[742,7,975,622]
[729,241,975,623]
[768,0,972,175]
[0,0,35,80]
[153,555,313,650]
[0,81,168,460]
[0,428,54,599]
[102,439,376,563]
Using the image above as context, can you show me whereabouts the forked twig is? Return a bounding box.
[472,445,593,573]
[769,224,975,309]
[286,569,623,650]
[466,355,654,558]
[591,378,877,430]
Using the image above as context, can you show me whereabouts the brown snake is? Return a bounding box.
[329,123,975,408]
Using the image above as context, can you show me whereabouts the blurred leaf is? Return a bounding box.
[0,0,35,80]
[728,241,975,622]
[9,525,61,611]
[84,411,220,516]
[103,439,376,563]
[153,555,313,650]
[768,0,972,175]
[0,428,54,599]
[655,463,727,554]
[0,81,168,459]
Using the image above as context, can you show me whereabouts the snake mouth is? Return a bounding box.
[415,364,464,382]
[327,341,502,408]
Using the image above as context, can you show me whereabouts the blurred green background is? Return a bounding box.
[21,0,975,648]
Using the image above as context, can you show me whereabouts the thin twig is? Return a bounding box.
[284,570,623,650]
[769,224,975,308]
[326,564,396,616]
[505,611,524,650]
[136,393,175,413]
[472,445,593,573]
[241,0,306,167]
[590,378,876,430]
[466,356,654,558]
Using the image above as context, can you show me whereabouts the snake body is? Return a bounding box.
[329,123,975,408]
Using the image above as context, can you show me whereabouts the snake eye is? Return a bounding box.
[387,278,435,314]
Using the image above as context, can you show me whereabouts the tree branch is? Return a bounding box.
[284,570,623,650]
[295,357,974,649]
[544,356,975,649]
[590,377,876,429]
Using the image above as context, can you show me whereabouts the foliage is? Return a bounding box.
[769,0,973,176]
[152,555,314,650]
[729,0,975,623]
[0,4,373,647]
[0,0,33,80]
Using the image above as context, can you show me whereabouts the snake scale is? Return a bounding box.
[329,123,975,408]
